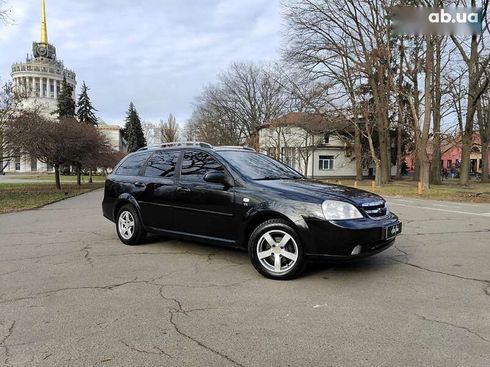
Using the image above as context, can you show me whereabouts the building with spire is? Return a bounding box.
[3,1,126,174]
[11,0,76,115]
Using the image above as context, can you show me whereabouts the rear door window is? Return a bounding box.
[180,151,224,182]
[144,150,180,178]
[115,152,151,176]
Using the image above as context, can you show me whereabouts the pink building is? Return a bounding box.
[403,133,490,176]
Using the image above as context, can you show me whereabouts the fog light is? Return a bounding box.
[351,245,362,255]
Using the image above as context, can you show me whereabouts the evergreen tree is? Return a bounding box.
[124,102,146,152]
[76,81,98,125]
[54,75,75,118]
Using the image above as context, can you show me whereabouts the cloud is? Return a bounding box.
[0,0,282,125]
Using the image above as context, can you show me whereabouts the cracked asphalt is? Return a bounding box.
[0,190,489,366]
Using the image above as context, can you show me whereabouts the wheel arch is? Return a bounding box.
[113,194,144,225]
[239,210,301,250]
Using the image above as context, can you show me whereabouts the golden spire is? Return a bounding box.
[41,0,48,44]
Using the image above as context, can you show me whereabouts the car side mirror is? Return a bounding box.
[204,171,233,187]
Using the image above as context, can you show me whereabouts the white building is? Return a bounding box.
[2,0,125,173]
[258,112,360,178]
[11,0,76,117]
[97,124,127,152]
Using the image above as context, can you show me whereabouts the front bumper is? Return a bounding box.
[302,214,401,260]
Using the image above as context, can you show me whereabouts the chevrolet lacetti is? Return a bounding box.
[102,142,402,280]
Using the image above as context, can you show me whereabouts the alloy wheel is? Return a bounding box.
[256,229,299,275]
[118,210,135,240]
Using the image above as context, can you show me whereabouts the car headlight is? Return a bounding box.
[322,200,363,220]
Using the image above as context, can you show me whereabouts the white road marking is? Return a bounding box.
[432,204,453,208]
[313,304,328,309]
[389,202,490,217]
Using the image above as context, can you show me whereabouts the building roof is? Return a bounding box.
[259,112,352,134]
[97,124,123,131]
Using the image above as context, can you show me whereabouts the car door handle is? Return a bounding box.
[177,187,191,192]
[134,182,146,188]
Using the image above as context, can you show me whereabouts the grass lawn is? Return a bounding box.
[0,182,105,214]
[1,175,489,215]
[319,178,490,203]
[1,173,106,183]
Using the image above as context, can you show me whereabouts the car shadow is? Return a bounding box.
[140,234,396,280]
[303,255,396,279]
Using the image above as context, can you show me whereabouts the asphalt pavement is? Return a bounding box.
[0,190,489,366]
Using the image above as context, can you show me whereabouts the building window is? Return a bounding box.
[282,147,297,168]
[319,155,334,170]
[30,156,37,172]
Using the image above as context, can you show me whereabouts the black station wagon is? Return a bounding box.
[102,142,402,280]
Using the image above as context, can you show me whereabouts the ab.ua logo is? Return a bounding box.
[392,6,483,35]
[428,9,479,24]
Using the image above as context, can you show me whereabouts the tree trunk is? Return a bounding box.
[355,126,363,181]
[76,165,82,186]
[375,160,382,186]
[54,164,61,190]
[419,157,430,191]
[369,71,390,185]
[419,35,433,191]
[459,29,479,186]
[430,37,442,185]
[89,169,93,184]
[459,132,472,185]
[481,139,489,182]
[396,38,405,180]
[377,124,390,184]
[478,100,489,182]
[396,115,402,180]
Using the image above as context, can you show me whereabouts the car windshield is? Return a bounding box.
[217,150,303,180]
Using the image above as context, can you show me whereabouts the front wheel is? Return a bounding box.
[116,204,146,246]
[248,219,307,280]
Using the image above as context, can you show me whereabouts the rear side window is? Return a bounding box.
[144,151,180,178]
[181,151,223,182]
[115,152,151,176]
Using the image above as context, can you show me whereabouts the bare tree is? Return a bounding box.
[450,0,490,185]
[284,0,395,184]
[160,114,179,143]
[141,122,159,146]
[404,35,434,191]
[6,113,115,189]
[190,62,289,145]
[478,91,490,182]
[0,81,27,173]
[0,0,11,24]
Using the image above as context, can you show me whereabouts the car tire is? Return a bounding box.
[248,219,307,280]
[116,204,146,246]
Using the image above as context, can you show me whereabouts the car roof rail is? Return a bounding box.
[137,142,213,151]
[216,145,256,152]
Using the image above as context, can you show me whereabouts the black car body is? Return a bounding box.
[102,143,402,279]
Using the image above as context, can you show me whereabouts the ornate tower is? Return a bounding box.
[11,0,76,114]
[6,0,77,173]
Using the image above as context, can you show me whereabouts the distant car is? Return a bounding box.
[102,142,402,280]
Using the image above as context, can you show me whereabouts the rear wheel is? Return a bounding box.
[116,204,146,246]
[248,219,306,280]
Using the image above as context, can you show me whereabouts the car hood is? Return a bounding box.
[254,179,384,205]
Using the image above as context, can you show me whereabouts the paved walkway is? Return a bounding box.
[0,190,489,366]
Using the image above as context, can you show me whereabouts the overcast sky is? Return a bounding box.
[0,0,283,126]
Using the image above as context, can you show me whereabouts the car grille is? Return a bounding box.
[361,200,388,219]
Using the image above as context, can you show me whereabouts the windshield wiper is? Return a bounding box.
[254,176,283,180]
[254,175,302,180]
